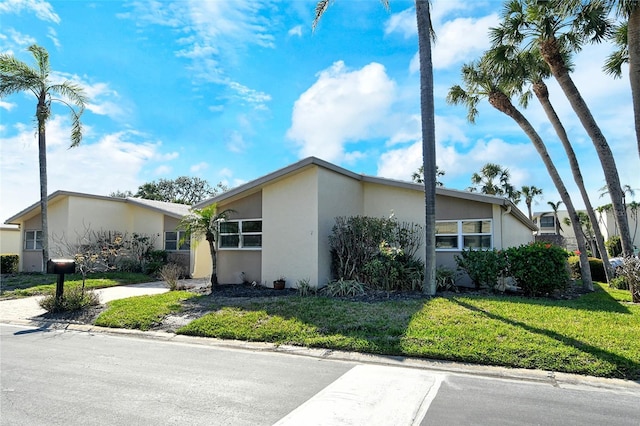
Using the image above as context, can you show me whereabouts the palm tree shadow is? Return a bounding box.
[451,297,639,377]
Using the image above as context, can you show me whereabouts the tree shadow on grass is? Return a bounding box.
[451,297,640,380]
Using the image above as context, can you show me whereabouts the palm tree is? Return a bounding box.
[178,204,235,288]
[469,163,521,203]
[521,185,543,220]
[492,0,634,259]
[486,44,613,282]
[447,57,594,291]
[411,165,445,186]
[600,0,640,159]
[547,201,564,236]
[314,0,437,295]
[0,44,87,271]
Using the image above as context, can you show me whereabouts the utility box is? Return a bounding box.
[47,259,76,275]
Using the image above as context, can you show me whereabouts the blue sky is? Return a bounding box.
[1,0,637,223]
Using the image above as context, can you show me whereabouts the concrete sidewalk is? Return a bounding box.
[0,281,172,323]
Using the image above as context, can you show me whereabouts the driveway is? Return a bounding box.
[0,281,173,324]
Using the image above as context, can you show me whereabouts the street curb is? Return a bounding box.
[3,318,639,394]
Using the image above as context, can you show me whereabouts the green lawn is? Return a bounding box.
[95,291,198,331]
[174,283,639,380]
[0,272,156,298]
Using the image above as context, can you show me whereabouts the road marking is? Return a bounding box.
[274,364,444,426]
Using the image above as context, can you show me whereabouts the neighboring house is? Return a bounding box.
[533,207,640,255]
[0,224,20,255]
[4,191,191,272]
[191,157,537,288]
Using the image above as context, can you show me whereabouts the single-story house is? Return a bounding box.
[191,157,537,288]
[0,224,20,255]
[4,191,191,272]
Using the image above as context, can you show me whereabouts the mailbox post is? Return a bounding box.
[47,259,76,301]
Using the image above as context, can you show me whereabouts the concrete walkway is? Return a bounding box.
[0,281,172,323]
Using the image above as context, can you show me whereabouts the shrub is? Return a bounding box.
[568,256,607,282]
[145,250,169,276]
[0,254,19,274]
[328,215,424,291]
[609,276,629,290]
[588,258,606,282]
[436,267,458,292]
[160,263,184,291]
[504,242,570,297]
[605,235,622,257]
[455,249,507,289]
[323,279,365,297]
[295,278,314,297]
[618,257,640,303]
[38,286,100,313]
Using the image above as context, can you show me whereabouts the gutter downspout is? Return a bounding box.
[501,203,512,249]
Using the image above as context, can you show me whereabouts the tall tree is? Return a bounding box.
[0,45,87,271]
[447,57,594,290]
[493,0,634,258]
[178,204,235,288]
[314,0,437,295]
[547,200,564,236]
[468,163,521,204]
[486,44,613,281]
[600,0,640,159]
[521,185,543,220]
[134,177,226,204]
[411,165,445,186]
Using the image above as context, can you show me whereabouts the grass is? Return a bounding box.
[0,272,155,298]
[95,291,198,331]
[174,283,640,380]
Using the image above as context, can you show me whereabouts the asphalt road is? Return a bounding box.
[1,324,639,426]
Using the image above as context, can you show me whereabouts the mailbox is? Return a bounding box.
[47,259,76,274]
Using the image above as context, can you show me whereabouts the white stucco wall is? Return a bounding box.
[496,205,534,249]
[0,226,20,255]
[262,167,319,288]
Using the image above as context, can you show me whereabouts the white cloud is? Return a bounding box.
[0,117,171,221]
[225,130,248,153]
[4,28,37,47]
[287,61,396,163]
[384,8,416,39]
[190,162,209,173]
[153,165,172,176]
[47,26,59,47]
[0,0,60,24]
[0,100,16,111]
[288,25,303,37]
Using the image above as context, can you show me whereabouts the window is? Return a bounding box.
[24,230,43,250]
[165,231,190,251]
[435,220,492,251]
[220,219,262,249]
[539,216,555,228]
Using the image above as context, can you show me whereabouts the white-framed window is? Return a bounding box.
[24,230,43,250]
[165,231,190,251]
[219,219,262,249]
[435,220,492,251]
[539,216,555,228]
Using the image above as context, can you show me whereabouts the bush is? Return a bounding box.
[588,258,606,282]
[38,286,100,313]
[0,254,19,274]
[145,250,169,276]
[568,256,607,282]
[605,236,622,257]
[160,263,184,291]
[436,267,458,292]
[618,257,640,303]
[504,242,570,297]
[329,215,424,291]
[609,276,629,290]
[295,278,314,297]
[455,249,507,289]
[323,279,365,297]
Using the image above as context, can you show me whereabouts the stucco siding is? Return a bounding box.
[0,226,20,254]
[262,167,318,288]
[317,168,363,287]
[363,183,425,224]
[499,206,534,249]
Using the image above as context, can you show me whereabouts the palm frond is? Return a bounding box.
[312,0,331,31]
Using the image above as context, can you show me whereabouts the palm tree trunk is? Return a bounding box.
[208,239,218,288]
[628,6,640,160]
[416,0,436,295]
[533,81,614,283]
[37,98,48,273]
[526,201,533,221]
[488,91,594,291]
[540,38,634,258]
